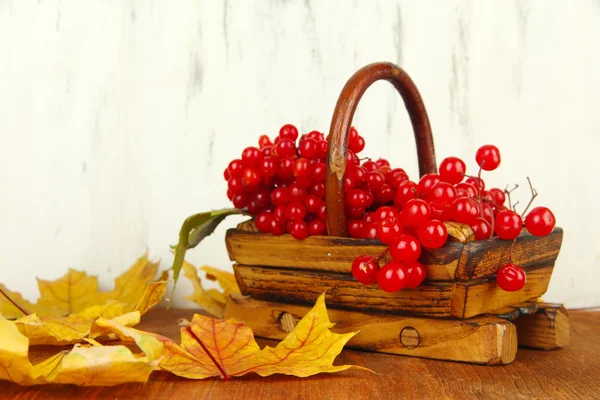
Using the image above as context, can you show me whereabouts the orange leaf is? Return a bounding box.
[158,294,364,379]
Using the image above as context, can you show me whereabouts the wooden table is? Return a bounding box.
[2,309,599,399]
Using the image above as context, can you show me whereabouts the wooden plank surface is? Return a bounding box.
[1,308,598,399]
[234,263,554,318]
[224,296,517,365]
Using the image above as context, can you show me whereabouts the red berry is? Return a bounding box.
[362,212,376,224]
[232,193,250,209]
[374,184,395,204]
[316,140,328,159]
[241,146,262,167]
[402,199,431,227]
[418,173,441,200]
[278,157,296,180]
[346,188,373,208]
[293,158,312,179]
[273,205,286,221]
[495,210,523,240]
[390,234,421,263]
[365,171,385,190]
[525,207,556,237]
[258,135,273,149]
[362,160,378,172]
[309,182,325,198]
[228,176,244,195]
[456,182,478,198]
[285,202,306,221]
[269,218,286,235]
[253,189,271,209]
[288,220,309,240]
[288,183,306,202]
[364,222,379,239]
[255,213,273,233]
[312,162,326,182]
[377,262,407,292]
[438,157,466,184]
[349,127,365,153]
[394,180,418,208]
[317,204,327,220]
[348,220,367,238]
[226,189,234,201]
[470,217,492,240]
[476,145,501,171]
[298,138,318,159]
[279,124,299,141]
[228,159,244,177]
[351,255,379,285]
[373,206,399,222]
[496,263,526,292]
[417,220,448,248]
[275,139,297,157]
[466,176,485,191]
[451,197,480,225]
[223,168,231,181]
[387,168,409,188]
[404,261,427,289]
[488,188,506,206]
[431,182,457,205]
[481,202,494,223]
[308,219,327,236]
[304,194,324,213]
[241,167,262,188]
[346,150,359,166]
[377,217,405,245]
[271,187,290,206]
[260,157,277,178]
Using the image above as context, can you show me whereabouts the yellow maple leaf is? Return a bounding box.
[101,293,364,380]
[182,260,240,317]
[0,315,156,386]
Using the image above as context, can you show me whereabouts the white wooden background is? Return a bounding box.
[1,1,598,308]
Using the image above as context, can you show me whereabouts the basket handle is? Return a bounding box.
[324,62,437,237]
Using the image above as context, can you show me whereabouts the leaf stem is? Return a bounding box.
[520,177,538,217]
[185,326,229,381]
[0,286,29,316]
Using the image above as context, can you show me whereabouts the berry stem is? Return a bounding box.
[508,238,517,263]
[375,248,389,262]
[504,184,519,211]
[476,165,484,217]
[512,200,520,213]
[520,177,538,217]
[0,286,29,316]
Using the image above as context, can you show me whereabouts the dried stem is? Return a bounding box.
[376,248,389,263]
[504,184,519,211]
[0,286,29,316]
[512,200,520,213]
[520,177,538,217]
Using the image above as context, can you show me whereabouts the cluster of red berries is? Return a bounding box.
[224,124,342,239]
[223,125,557,294]
[351,145,556,293]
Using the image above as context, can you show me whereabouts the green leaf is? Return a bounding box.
[170,209,246,295]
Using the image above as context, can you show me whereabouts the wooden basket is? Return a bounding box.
[224,62,567,365]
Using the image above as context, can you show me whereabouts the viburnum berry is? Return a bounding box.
[346,188,373,208]
[232,193,250,209]
[279,124,299,141]
[349,127,365,153]
[375,184,395,204]
[525,206,556,237]
[430,201,452,222]
[351,255,379,285]
[241,146,262,167]
[362,212,376,224]
[365,171,385,190]
[402,199,431,227]
[481,203,494,223]
[362,160,378,172]
[306,130,324,141]
[288,183,306,202]
[224,168,231,181]
[364,222,379,239]
[488,188,506,206]
[346,206,365,219]
[430,182,457,205]
[308,219,327,236]
[404,261,427,289]
[260,157,277,178]
[316,140,328,159]
[377,217,405,245]
[285,202,306,221]
[390,234,421,263]
[228,159,244,177]
[451,197,480,225]
[348,220,367,238]
[470,217,492,240]
[258,135,273,149]
[298,138,318,159]
[495,210,523,240]
[278,157,296,180]
[476,144,501,171]
[438,157,466,184]
[373,206,399,222]
[394,180,418,208]
[496,263,526,292]
[304,194,324,213]
[377,262,407,292]
[269,217,286,235]
[293,158,312,180]
[418,173,441,200]
[466,176,485,191]
[275,139,297,158]
[255,212,272,233]
[309,182,325,198]
[312,162,326,182]
[228,176,244,195]
[271,187,290,206]
[288,220,309,240]
[417,220,448,249]
[456,182,478,198]
[316,204,327,220]
[242,168,262,188]
[387,169,409,188]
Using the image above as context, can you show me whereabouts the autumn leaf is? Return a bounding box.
[182,260,240,317]
[0,254,167,345]
[104,293,364,380]
[0,315,156,386]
